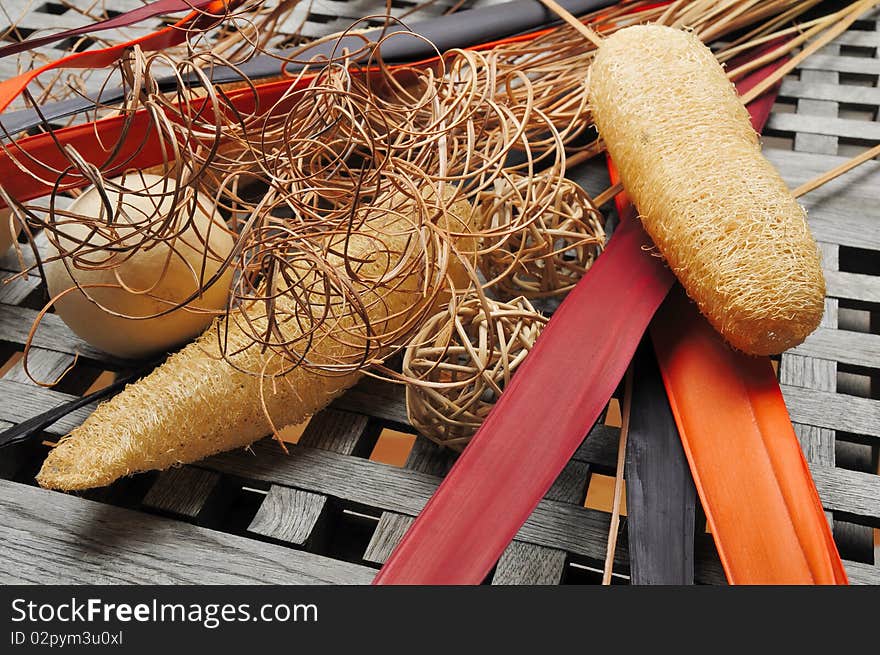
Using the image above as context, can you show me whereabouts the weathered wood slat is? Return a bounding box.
[832,28,880,48]
[11,8,110,30]
[0,204,70,274]
[546,460,589,504]
[789,327,880,369]
[794,53,840,155]
[331,376,409,426]
[780,79,880,107]
[573,423,620,470]
[797,53,880,76]
[0,378,97,434]
[763,151,880,251]
[300,407,369,455]
[810,465,880,526]
[768,113,880,142]
[0,302,121,363]
[364,423,456,567]
[1,347,74,385]
[142,467,221,519]
[766,149,880,195]
[791,424,837,469]
[808,208,880,252]
[0,479,373,584]
[782,385,880,439]
[492,542,567,585]
[844,559,880,585]
[248,485,329,547]
[403,436,456,477]
[0,273,39,304]
[363,512,414,565]
[825,269,880,304]
[626,344,696,585]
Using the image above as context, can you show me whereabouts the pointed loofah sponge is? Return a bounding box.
[37,190,474,490]
[589,25,825,355]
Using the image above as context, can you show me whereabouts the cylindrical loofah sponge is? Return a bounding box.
[589,25,825,355]
[37,189,474,490]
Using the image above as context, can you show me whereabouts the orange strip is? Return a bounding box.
[0,26,557,207]
[651,289,847,584]
[0,75,310,204]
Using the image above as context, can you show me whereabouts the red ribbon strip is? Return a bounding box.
[0,0,238,114]
[0,0,233,59]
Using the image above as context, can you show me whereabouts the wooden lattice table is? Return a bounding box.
[0,2,878,585]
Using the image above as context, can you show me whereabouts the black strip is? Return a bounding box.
[625,339,698,585]
[0,365,154,449]
[0,0,615,137]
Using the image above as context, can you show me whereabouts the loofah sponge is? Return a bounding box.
[589,25,825,355]
[37,189,474,490]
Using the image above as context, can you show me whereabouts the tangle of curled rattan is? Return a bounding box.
[478,171,605,298]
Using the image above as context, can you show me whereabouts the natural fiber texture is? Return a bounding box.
[589,25,825,355]
[403,294,546,450]
[37,189,473,490]
[478,174,605,298]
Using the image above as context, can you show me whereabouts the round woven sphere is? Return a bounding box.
[479,173,605,299]
[403,294,546,450]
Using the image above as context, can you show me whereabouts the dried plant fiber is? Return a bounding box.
[589,25,825,355]
[37,191,473,491]
[0,208,17,255]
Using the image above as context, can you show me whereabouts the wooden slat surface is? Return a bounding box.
[782,385,880,439]
[777,16,879,574]
[198,439,631,566]
[248,486,329,546]
[0,479,374,584]
[0,2,878,585]
[142,467,221,519]
[492,542,568,585]
[363,512,415,565]
[790,328,880,369]
[0,378,98,434]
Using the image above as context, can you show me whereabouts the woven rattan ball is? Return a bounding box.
[403,294,546,451]
[479,173,605,299]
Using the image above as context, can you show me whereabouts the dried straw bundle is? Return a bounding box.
[589,25,825,355]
